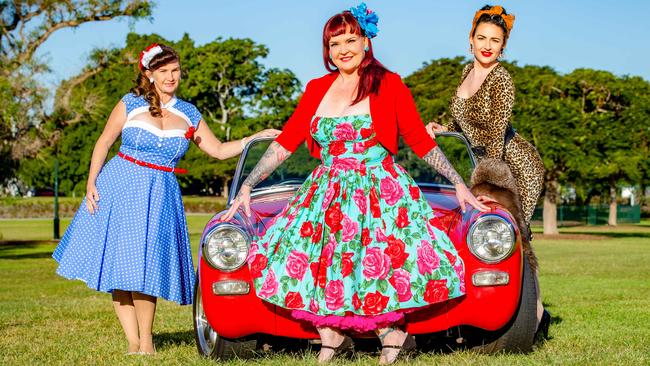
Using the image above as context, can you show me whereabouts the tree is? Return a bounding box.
[404,57,467,127]
[566,70,645,225]
[402,57,476,182]
[618,77,650,210]
[403,58,650,232]
[18,32,301,197]
[509,64,588,234]
[0,0,153,186]
[178,36,301,195]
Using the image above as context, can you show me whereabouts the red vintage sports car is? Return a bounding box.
[193,133,537,359]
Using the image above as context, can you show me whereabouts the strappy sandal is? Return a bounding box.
[380,334,416,365]
[318,335,354,363]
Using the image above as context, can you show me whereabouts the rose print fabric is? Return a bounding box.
[249,114,465,331]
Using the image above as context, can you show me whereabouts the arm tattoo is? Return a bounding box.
[240,141,291,190]
[423,147,464,185]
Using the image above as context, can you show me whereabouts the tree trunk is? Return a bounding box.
[608,183,617,226]
[222,179,229,199]
[543,178,559,235]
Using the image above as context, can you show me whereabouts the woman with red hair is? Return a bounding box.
[224,3,487,363]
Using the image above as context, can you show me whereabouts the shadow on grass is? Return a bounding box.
[0,240,51,248]
[0,241,55,260]
[0,251,54,260]
[156,332,314,360]
[539,302,561,345]
[155,330,195,349]
[551,314,563,326]
[155,330,266,359]
[542,301,564,326]
[562,231,650,239]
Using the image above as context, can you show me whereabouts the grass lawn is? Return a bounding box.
[1,219,649,365]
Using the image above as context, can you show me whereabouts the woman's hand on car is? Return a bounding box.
[426,122,446,138]
[223,185,252,221]
[454,183,489,213]
[251,129,282,140]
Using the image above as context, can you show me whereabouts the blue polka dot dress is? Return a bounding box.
[52,93,201,305]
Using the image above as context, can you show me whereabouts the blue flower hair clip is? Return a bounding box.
[349,2,379,39]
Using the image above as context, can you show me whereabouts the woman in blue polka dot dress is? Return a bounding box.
[52,44,280,355]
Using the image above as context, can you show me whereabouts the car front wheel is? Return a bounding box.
[472,258,538,353]
[193,272,247,360]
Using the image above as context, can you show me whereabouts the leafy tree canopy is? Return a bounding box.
[18,32,301,196]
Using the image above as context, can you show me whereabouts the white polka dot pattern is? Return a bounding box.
[52,93,201,305]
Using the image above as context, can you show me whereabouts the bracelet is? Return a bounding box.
[240,137,249,150]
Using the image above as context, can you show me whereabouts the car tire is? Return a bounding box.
[192,272,254,360]
[472,258,538,353]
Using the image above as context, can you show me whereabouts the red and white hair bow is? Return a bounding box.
[139,43,163,70]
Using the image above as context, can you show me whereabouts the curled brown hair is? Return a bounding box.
[130,44,180,117]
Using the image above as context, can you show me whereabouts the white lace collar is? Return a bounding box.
[161,96,177,109]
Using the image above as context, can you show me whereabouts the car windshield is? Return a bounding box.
[231,133,475,201]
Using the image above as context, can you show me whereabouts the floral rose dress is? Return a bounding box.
[249,114,465,331]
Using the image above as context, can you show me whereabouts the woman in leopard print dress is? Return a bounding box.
[428,5,544,224]
[428,5,549,340]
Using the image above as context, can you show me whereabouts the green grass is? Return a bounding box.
[0,214,213,242]
[1,220,649,365]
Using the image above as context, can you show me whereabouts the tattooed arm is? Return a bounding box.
[422,146,464,185]
[422,147,488,213]
[241,141,291,188]
[223,141,292,219]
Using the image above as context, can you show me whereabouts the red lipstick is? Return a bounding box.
[481,51,493,57]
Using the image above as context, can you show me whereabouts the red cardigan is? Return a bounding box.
[275,72,437,159]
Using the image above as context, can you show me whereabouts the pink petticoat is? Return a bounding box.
[291,309,411,333]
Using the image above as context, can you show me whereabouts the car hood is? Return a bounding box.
[220,185,462,236]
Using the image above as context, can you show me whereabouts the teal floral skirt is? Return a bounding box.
[249,114,465,331]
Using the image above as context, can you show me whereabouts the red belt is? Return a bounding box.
[118,152,188,174]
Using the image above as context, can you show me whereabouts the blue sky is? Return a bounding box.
[38,0,649,89]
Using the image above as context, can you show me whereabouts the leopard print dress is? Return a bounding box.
[446,63,545,223]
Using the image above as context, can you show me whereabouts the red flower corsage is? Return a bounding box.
[185,126,196,139]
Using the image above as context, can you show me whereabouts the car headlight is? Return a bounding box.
[467,215,516,263]
[202,224,250,271]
